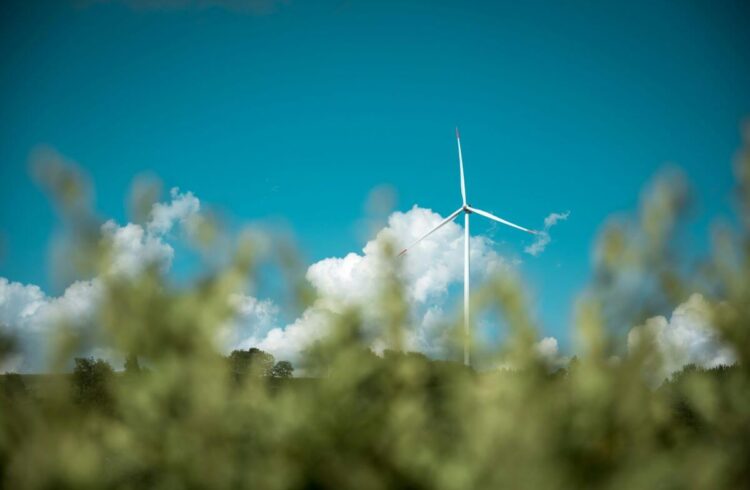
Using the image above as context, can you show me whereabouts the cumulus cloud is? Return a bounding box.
[535,336,559,360]
[0,279,46,334]
[6,186,734,380]
[0,278,102,372]
[220,294,279,350]
[307,206,509,305]
[0,188,200,372]
[534,336,573,370]
[222,206,517,363]
[628,293,736,380]
[147,188,201,236]
[104,187,200,277]
[254,307,334,363]
[101,222,174,276]
[524,211,569,256]
[492,336,566,372]
[2,200,517,371]
[239,206,515,363]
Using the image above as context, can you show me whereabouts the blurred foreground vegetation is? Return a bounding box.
[1,128,750,489]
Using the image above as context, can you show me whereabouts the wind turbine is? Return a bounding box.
[399,128,538,366]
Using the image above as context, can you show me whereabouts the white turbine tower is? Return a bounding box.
[399,128,538,366]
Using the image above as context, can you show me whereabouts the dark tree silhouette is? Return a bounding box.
[1,373,26,399]
[270,361,294,378]
[124,354,141,375]
[228,348,275,378]
[72,357,114,410]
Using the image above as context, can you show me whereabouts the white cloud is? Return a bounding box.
[0,189,200,372]
[101,222,174,276]
[492,336,566,372]
[103,187,200,277]
[535,336,559,360]
[524,211,569,256]
[0,278,102,372]
[543,212,570,229]
[535,336,571,370]
[307,206,509,305]
[628,293,736,379]
[245,206,515,363]
[2,200,518,371]
[147,188,201,236]
[219,294,280,350]
[6,186,736,380]
[0,279,46,333]
[254,307,334,363]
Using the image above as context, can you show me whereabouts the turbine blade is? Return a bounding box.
[398,207,464,256]
[468,206,538,234]
[456,128,467,205]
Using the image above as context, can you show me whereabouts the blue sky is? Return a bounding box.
[1,0,749,356]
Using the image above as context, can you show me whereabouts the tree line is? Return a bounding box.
[1,347,294,411]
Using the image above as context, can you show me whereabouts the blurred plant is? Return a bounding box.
[0,126,749,489]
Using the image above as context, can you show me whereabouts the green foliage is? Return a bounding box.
[124,354,141,375]
[72,357,114,410]
[229,347,276,378]
[1,373,26,399]
[270,360,294,378]
[0,128,749,488]
[0,330,15,363]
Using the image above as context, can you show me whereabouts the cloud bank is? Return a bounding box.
[234,205,515,362]
[0,188,200,372]
[1,191,559,372]
[628,293,736,380]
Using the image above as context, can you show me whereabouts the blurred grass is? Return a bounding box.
[1,126,749,489]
